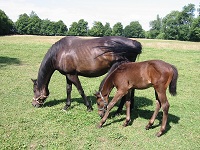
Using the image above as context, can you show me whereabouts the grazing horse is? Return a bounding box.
[31,36,142,111]
[95,60,178,137]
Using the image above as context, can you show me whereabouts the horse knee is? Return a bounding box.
[162,101,170,112]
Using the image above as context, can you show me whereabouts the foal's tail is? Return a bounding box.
[169,65,178,96]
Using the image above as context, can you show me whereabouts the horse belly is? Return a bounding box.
[129,73,152,90]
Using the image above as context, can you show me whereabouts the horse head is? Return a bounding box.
[31,79,49,107]
[94,91,108,118]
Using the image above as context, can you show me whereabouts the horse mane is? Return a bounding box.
[98,61,126,91]
[37,38,65,90]
[95,37,142,59]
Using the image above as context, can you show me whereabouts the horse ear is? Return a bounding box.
[31,79,37,84]
[93,91,99,97]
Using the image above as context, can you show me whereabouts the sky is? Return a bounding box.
[0,0,199,31]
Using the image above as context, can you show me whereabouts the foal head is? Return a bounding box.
[31,79,49,107]
[94,92,108,118]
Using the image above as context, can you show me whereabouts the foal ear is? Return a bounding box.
[93,91,99,97]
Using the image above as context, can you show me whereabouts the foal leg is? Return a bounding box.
[63,77,72,110]
[123,91,131,127]
[115,96,126,115]
[67,74,93,111]
[156,97,170,137]
[146,91,161,130]
[115,89,135,115]
[98,90,126,128]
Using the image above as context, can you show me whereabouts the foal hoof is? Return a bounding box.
[96,123,102,129]
[155,132,162,137]
[123,120,131,127]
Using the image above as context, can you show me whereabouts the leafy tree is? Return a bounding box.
[148,15,162,39]
[68,22,79,36]
[27,11,41,35]
[198,3,200,16]
[162,11,180,40]
[123,25,132,37]
[15,13,30,34]
[124,21,145,38]
[104,22,112,36]
[88,21,104,37]
[40,19,51,35]
[189,16,200,41]
[55,20,68,36]
[0,9,15,35]
[112,22,123,36]
[77,19,88,36]
[177,4,195,41]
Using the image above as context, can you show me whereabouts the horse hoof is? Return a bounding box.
[63,105,70,110]
[155,132,162,137]
[96,124,102,128]
[123,120,131,127]
[145,125,150,130]
[87,107,93,112]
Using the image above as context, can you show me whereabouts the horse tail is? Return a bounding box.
[95,37,142,59]
[169,65,178,96]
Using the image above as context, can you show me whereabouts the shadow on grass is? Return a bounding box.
[0,56,21,68]
[43,96,96,109]
[43,95,180,136]
[104,96,180,136]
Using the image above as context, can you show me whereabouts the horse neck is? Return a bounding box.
[37,55,55,93]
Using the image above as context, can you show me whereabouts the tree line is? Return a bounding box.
[0,3,199,41]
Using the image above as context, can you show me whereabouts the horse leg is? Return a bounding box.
[67,74,93,111]
[130,89,135,111]
[156,95,170,137]
[63,77,72,110]
[98,90,126,128]
[115,96,125,115]
[123,91,131,127]
[115,89,135,116]
[146,91,161,130]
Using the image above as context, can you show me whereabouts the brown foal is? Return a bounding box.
[95,60,178,137]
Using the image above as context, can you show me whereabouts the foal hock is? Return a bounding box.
[95,60,178,137]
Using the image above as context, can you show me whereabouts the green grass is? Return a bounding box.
[0,35,200,149]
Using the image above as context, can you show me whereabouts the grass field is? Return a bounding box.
[0,35,200,149]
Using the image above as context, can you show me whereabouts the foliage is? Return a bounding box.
[88,21,104,37]
[15,11,68,36]
[112,22,123,36]
[147,15,162,39]
[124,21,145,38]
[104,22,112,36]
[67,22,79,36]
[189,16,200,42]
[148,3,199,41]
[0,9,15,35]
[1,3,199,41]
[0,35,200,149]
[68,19,88,36]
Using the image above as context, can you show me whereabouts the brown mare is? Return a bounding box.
[95,60,178,137]
[31,36,142,111]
